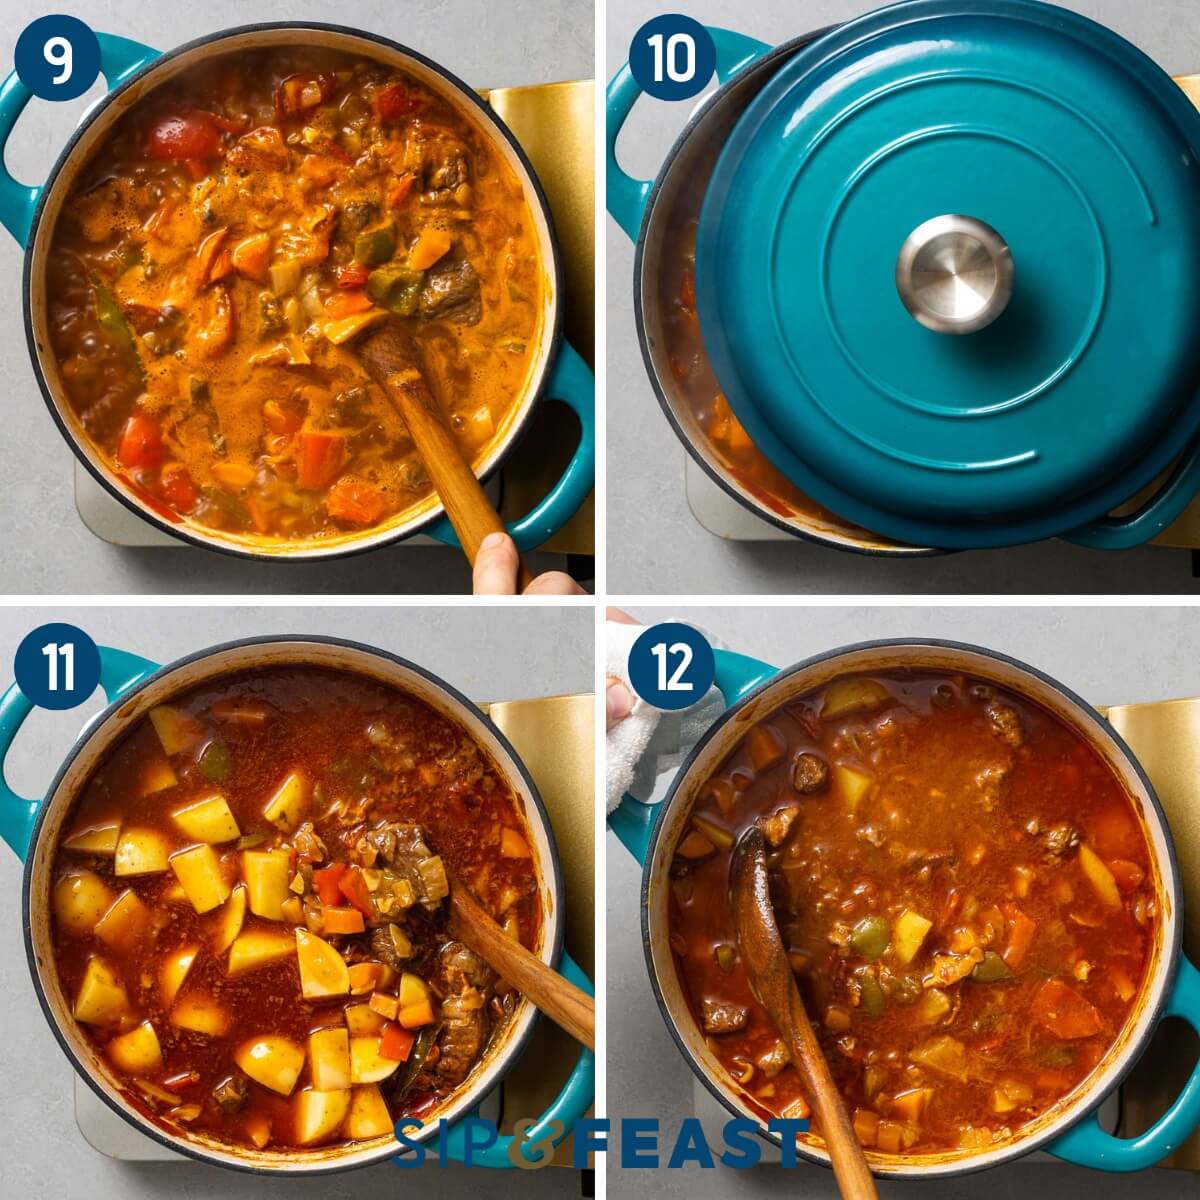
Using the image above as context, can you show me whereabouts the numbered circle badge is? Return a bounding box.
[14,15,101,101]
[627,622,716,711]
[628,14,716,101]
[14,623,102,710]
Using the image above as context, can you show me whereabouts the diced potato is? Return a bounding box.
[500,828,530,859]
[173,793,241,844]
[1079,843,1122,908]
[211,883,247,954]
[296,929,350,999]
[891,909,933,965]
[107,1020,162,1074]
[139,757,179,796]
[916,987,953,1025]
[171,991,230,1036]
[295,1088,352,1146]
[832,763,874,810]
[243,849,291,920]
[171,844,231,914]
[890,1087,933,1122]
[910,1035,969,1081]
[53,871,115,934]
[309,1027,351,1091]
[821,677,892,719]
[115,828,171,876]
[263,770,310,832]
[344,1084,393,1140]
[345,1003,386,1035]
[62,820,120,855]
[228,928,294,975]
[991,1078,1034,1114]
[73,957,129,1025]
[349,1036,402,1084]
[149,705,202,755]
[398,974,435,1029]
[235,1036,306,1095]
[94,889,151,949]
[160,945,198,1007]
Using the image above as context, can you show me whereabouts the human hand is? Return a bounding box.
[472,532,586,595]
[606,608,639,729]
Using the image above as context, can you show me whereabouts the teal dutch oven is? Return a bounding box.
[0,635,593,1174]
[0,23,593,562]
[608,0,1200,552]
[610,638,1200,1176]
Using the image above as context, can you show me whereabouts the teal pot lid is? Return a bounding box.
[696,0,1200,548]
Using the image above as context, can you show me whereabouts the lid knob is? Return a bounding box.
[895,215,1014,335]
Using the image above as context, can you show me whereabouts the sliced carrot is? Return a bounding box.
[231,233,271,282]
[379,1022,415,1062]
[337,866,375,917]
[327,477,386,524]
[387,175,415,209]
[1108,859,1145,892]
[322,906,365,935]
[324,289,374,319]
[212,461,257,490]
[312,863,347,906]
[192,227,228,286]
[408,227,452,270]
[1030,978,1103,1039]
[296,431,345,490]
[1001,907,1036,969]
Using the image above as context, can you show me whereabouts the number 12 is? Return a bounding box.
[651,641,694,692]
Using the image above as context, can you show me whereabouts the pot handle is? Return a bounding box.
[0,33,160,247]
[1048,955,1200,1171]
[0,645,159,860]
[426,340,593,554]
[606,27,771,241]
[1065,437,1200,550]
[441,950,595,1168]
[608,648,778,863]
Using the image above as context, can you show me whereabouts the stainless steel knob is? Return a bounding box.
[895,214,1014,335]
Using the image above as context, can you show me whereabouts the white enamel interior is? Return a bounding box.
[644,642,1177,1179]
[25,638,561,1173]
[27,26,558,558]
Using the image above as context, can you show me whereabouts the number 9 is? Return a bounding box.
[43,35,72,86]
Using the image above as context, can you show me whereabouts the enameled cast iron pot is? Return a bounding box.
[610,638,1200,1177]
[0,23,594,561]
[607,1,1200,554]
[0,635,594,1174]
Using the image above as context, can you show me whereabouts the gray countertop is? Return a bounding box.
[0,0,592,595]
[605,0,1200,594]
[608,604,1200,1198]
[0,603,591,1198]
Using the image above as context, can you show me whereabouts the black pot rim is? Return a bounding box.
[21,632,566,1176]
[638,636,1183,1179]
[22,21,566,563]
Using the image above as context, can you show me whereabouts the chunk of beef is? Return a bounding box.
[759,804,801,848]
[973,762,1010,812]
[436,940,494,996]
[756,1041,790,1078]
[419,258,481,325]
[434,991,487,1088]
[987,703,1024,748]
[791,752,829,795]
[212,1074,247,1114]
[1040,821,1080,861]
[701,997,749,1035]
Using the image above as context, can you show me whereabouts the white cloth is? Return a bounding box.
[605,620,725,813]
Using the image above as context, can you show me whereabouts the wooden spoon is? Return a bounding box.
[358,322,534,590]
[730,826,878,1200]
[448,873,595,1051]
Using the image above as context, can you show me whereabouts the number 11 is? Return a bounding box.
[42,641,75,692]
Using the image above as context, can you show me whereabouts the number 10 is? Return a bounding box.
[647,32,696,83]
[42,641,75,692]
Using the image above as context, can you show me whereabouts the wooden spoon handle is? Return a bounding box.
[781,986,878,1200]
[449,883,595,1051]
[359,327,534,590]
